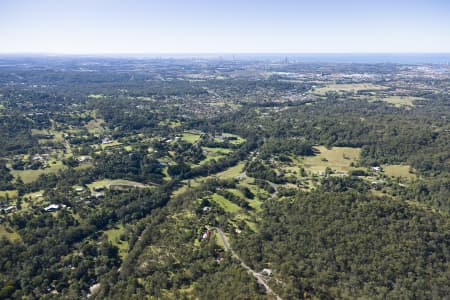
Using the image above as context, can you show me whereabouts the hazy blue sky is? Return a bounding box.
[0,0,449,54]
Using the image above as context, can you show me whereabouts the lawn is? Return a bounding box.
[22,190,44,200]
[198,154,226,165]
[0,190,18,199]
[31,128,51,135]
[214,231,225,248]
[384,165,416,179]
[75,162,93,170]
[182,133,201,143]
[198,147,233,165]
[203,147,233,154]
[214,162,246,179]
[379,96,425,107]
[227,188,245,198]
[245,221,258,232]
[211,193,241,213]
[169,120,181,128]
[103,224,129,258]
[11,161,66,183]
[0,225,20,242]
[302,146,361,174]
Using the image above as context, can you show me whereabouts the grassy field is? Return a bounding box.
[0,225,20,242]
[87,179,149,192]
[103,224,128,258]
[169,120,181,128]
[230,187,263,212]
[214,162,246,179]
[199,154,226,165]
[380,96,425,107]
[182,133,201,143]
[203,147,233,154]
[75,162,93,171]
[11,161,66,183]
[49,128,65,143]
[223,133,246,145]
[244,221,258,232]
[313,83,388,95]
[384,165,416,179]
[199,147,233,164]
[172,162,245,197]
[20,190,45,210]
[31,128,51,135]
[227,188,245,198]
[100,140,122,149]
[210,193,241,213]
[22,190,44,200]
[22,190,44,208]
[85,118,105,134]
[302,146,361,174]
[0,190,18,199]
[214,231,225,248]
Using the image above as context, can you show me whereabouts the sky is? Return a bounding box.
[0,0,449,54]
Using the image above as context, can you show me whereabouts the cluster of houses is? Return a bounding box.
[44,203,67,212]
[77,156,91,163]
[1,205,17,214]
[101,137,113,145]
[29,153,51,169]
[371,166,382,172]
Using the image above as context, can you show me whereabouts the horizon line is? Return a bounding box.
[1,52,450,56]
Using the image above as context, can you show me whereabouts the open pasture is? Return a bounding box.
[302,146,361,174]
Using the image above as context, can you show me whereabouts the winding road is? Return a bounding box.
[215,227,282,300]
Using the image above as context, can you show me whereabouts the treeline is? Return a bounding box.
[0,116,38,156]
[260,137,314,159]
[246,160,284,184]
[95,150,164,184]
[0,161,14,190]
[94,98,159,131]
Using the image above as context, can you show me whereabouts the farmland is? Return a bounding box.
[302,146,361,174]
[384,164,416,179]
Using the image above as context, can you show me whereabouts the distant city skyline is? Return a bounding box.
[1,0,449,54]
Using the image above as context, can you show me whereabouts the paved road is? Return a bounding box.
[215,228,282,300]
